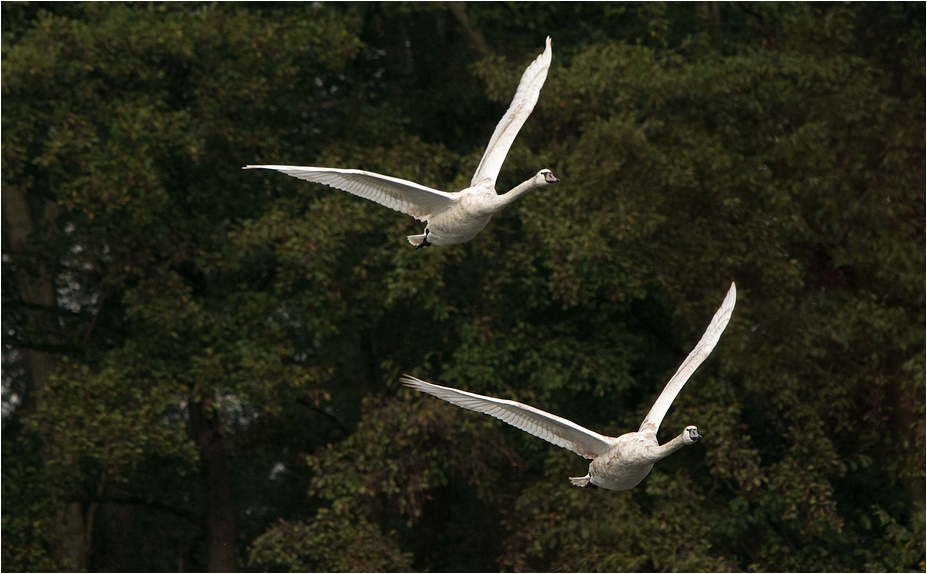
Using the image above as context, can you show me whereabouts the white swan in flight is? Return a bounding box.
[402,283,736,490]
[245,37,558,248]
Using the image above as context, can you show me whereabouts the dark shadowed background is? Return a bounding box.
[2,2,924,571]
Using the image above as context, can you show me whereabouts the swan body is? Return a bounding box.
[402,282,736,491]
[245,37,559,248]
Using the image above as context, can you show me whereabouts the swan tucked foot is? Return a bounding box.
[569,474,595,488]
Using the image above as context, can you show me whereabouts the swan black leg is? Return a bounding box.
[415,228,432,250]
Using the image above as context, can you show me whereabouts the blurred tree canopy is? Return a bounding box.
[2,2,923,571]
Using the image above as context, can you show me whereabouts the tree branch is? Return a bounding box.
[448,2,492,59]
[296,397,351,436]
[2,336,82,354]
[71,494,205,528]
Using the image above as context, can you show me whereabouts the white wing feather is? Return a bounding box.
[401,375,614,459]
[469,37,553,189]
[639,282,737,434]
[244,165,457,221]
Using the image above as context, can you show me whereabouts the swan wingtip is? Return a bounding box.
[721,282,737,315]
[399,374,423,387]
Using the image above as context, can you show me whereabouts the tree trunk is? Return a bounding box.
[698,2,723,50]
[1,185,59,398]
[2,186,92,569]
[190,397,239,572]
[887,365,926,519]
[52,503,87,571]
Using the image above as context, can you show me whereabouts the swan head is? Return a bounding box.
[683,425,702,444]
[537,169,560,185]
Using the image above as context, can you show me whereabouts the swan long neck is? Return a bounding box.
[489,176,543,212]
[648,432,692,461]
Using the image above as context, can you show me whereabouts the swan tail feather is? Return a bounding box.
[569,474,593,488]
[407,233,427,247]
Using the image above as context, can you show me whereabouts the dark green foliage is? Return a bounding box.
[2,2,923,572]
[248,510,412,573]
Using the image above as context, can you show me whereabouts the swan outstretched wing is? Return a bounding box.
[469,37,552,190]
[244,166,457,221]
[401,375,613,459]
[639,282,737,434]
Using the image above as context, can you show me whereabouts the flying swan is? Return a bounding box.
[402,282,737,490]
[245,37,558,248]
